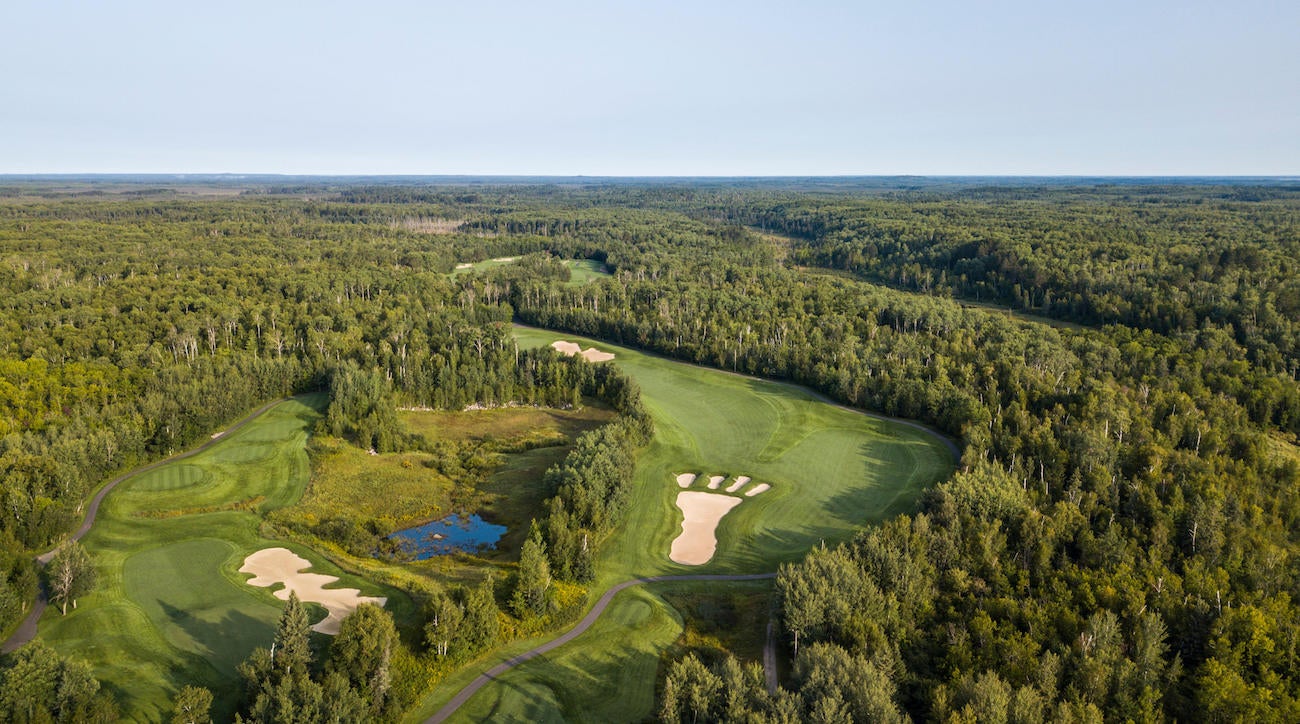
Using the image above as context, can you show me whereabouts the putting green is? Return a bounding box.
[413,327,956,722]
[35,395,408,722]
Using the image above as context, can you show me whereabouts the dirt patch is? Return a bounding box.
[239,547,386,635]
[551,340,616,363]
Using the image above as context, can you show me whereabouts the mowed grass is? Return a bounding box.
[561,259,611,286]
[411,327,957,722]
[36,394,412,722]
[514,327,955,579]
[445,586,683,724]
[450,257,611,287]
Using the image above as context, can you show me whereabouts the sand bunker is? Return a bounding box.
[725,476,751,493]
[551,340,616,363]
[670,492,743,565]
[670,474,771,565]
[454,262,474,270]
[240,547,386,635]
[491,256,519,262]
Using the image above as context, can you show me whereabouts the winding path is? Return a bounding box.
[1,397,290,654]
[428,325,962,722]
[426,572,777,724]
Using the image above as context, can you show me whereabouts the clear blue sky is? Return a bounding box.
[3,0,1296,175]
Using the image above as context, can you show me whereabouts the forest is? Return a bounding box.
[1,177,1298,721]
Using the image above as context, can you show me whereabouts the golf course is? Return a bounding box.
[11,326,954,723]
[28,394,411,722]
[407,327,957,722]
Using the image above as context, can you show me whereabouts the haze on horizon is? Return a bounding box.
[3,0,1296,177]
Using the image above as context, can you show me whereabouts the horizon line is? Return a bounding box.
[2,172,1297,181]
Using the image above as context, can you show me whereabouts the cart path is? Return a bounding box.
[427,572,778,724]
[1,397,291,654]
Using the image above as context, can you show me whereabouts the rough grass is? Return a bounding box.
[409,328,957,722]
[401,405,612,446]
[35,395,412,722]
[292,437,456,532]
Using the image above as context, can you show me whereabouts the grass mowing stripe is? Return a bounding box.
[409,327,957,722]
[35,394,412,722]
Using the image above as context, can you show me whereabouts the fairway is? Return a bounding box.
[414,327,956,722]
[34,395,409,722]
[451,257,611,286]
[516,327,955,577]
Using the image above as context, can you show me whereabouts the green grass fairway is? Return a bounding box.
[451,257,611,286]
[445,586,682,724]
[516,327,955,578]
[412,327,956,722]
[35,395,411,722]
[560,259,611,286]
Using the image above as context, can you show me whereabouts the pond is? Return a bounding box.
[389,513,507,559]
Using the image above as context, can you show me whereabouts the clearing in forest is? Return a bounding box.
[416,328,956,723]
[32,395,406,722]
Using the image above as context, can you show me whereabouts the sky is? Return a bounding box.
[2,0,1296,175]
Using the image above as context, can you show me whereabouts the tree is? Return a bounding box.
[170,686,212,724]
[273,592,312,678]
[0,640,117,723]
[423,588,464,658]
[48,540,96,615]
[237,592,320,722]
[511,525,553,617]
[664,654,721,724]
[462,575,500,649]
[328,603,396,715]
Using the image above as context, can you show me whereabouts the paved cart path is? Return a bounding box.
[427,572,777,724]
[1,398,289,654]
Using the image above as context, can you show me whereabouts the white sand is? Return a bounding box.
[744,483,770,497]
[490,256,519,262]
[725,476,751,493]
[210,431,223,439]
[551,340,616,363]
[454,262,474,270]
[675,473,697,488]
[670,492,743,565]
[707,475,725,489]
[239,548,386,635]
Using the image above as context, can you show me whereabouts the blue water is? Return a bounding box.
[389,513,507,559]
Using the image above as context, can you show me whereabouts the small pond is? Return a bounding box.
[389,513,507,559]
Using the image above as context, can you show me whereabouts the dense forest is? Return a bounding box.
[1,178,1298,721]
